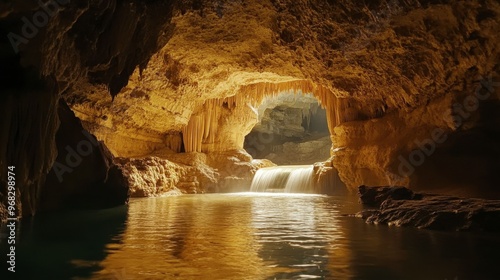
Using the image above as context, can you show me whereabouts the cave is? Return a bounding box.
[244,92,332,165]
[1,0,500,279]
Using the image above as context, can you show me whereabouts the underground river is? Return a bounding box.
[2,193,499,279]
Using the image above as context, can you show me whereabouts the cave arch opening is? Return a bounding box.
[235,82,350,195]
[243,91,332,165]
[178,79,356,164]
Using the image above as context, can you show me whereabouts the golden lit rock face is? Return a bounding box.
[65,0,379,157]
[64,0,500,194]
[332,94,456,189]
[116,150,276,195]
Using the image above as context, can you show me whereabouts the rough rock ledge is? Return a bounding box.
[354,186,500,232]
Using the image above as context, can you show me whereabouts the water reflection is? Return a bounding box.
[0,206,128,279]
[248,193,351,279]
[94,195,269,279]
[2,193,499,279]
[343,219,500,280]
[92,193,500,280]
[93,193,355,279]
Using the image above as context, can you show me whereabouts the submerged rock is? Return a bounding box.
[356,186,500,232]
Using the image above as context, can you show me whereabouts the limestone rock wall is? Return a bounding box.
[1,0,177,220]
[116,150,275,197]
[65,0,500,199]
[116,157,184,197]
[245,92,331,164]
[333,86,500,197]
[41,100,129,212]
[253,93,320,137]
[0,77,59,217]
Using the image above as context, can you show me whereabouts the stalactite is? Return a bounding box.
[182,80,360,152]
[182,98,228,152]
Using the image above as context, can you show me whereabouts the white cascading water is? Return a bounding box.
[250,165,315,193]
[284,166,314,193]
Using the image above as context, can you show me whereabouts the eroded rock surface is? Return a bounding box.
[0,0,177,219]
[356,186,500,232]
[116,157,184,197]
[245,92,332,164]
[64,0,500,197]
[41,100,129,212]
[116,150,275,197]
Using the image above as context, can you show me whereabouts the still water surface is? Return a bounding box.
[2,193,499,279]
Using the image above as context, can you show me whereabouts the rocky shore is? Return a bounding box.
[355,186,500,232]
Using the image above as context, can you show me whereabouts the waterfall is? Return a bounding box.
[250,165,315,193]
[284,166,314,193]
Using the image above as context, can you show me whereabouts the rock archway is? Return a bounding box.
[244,91,331,165]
